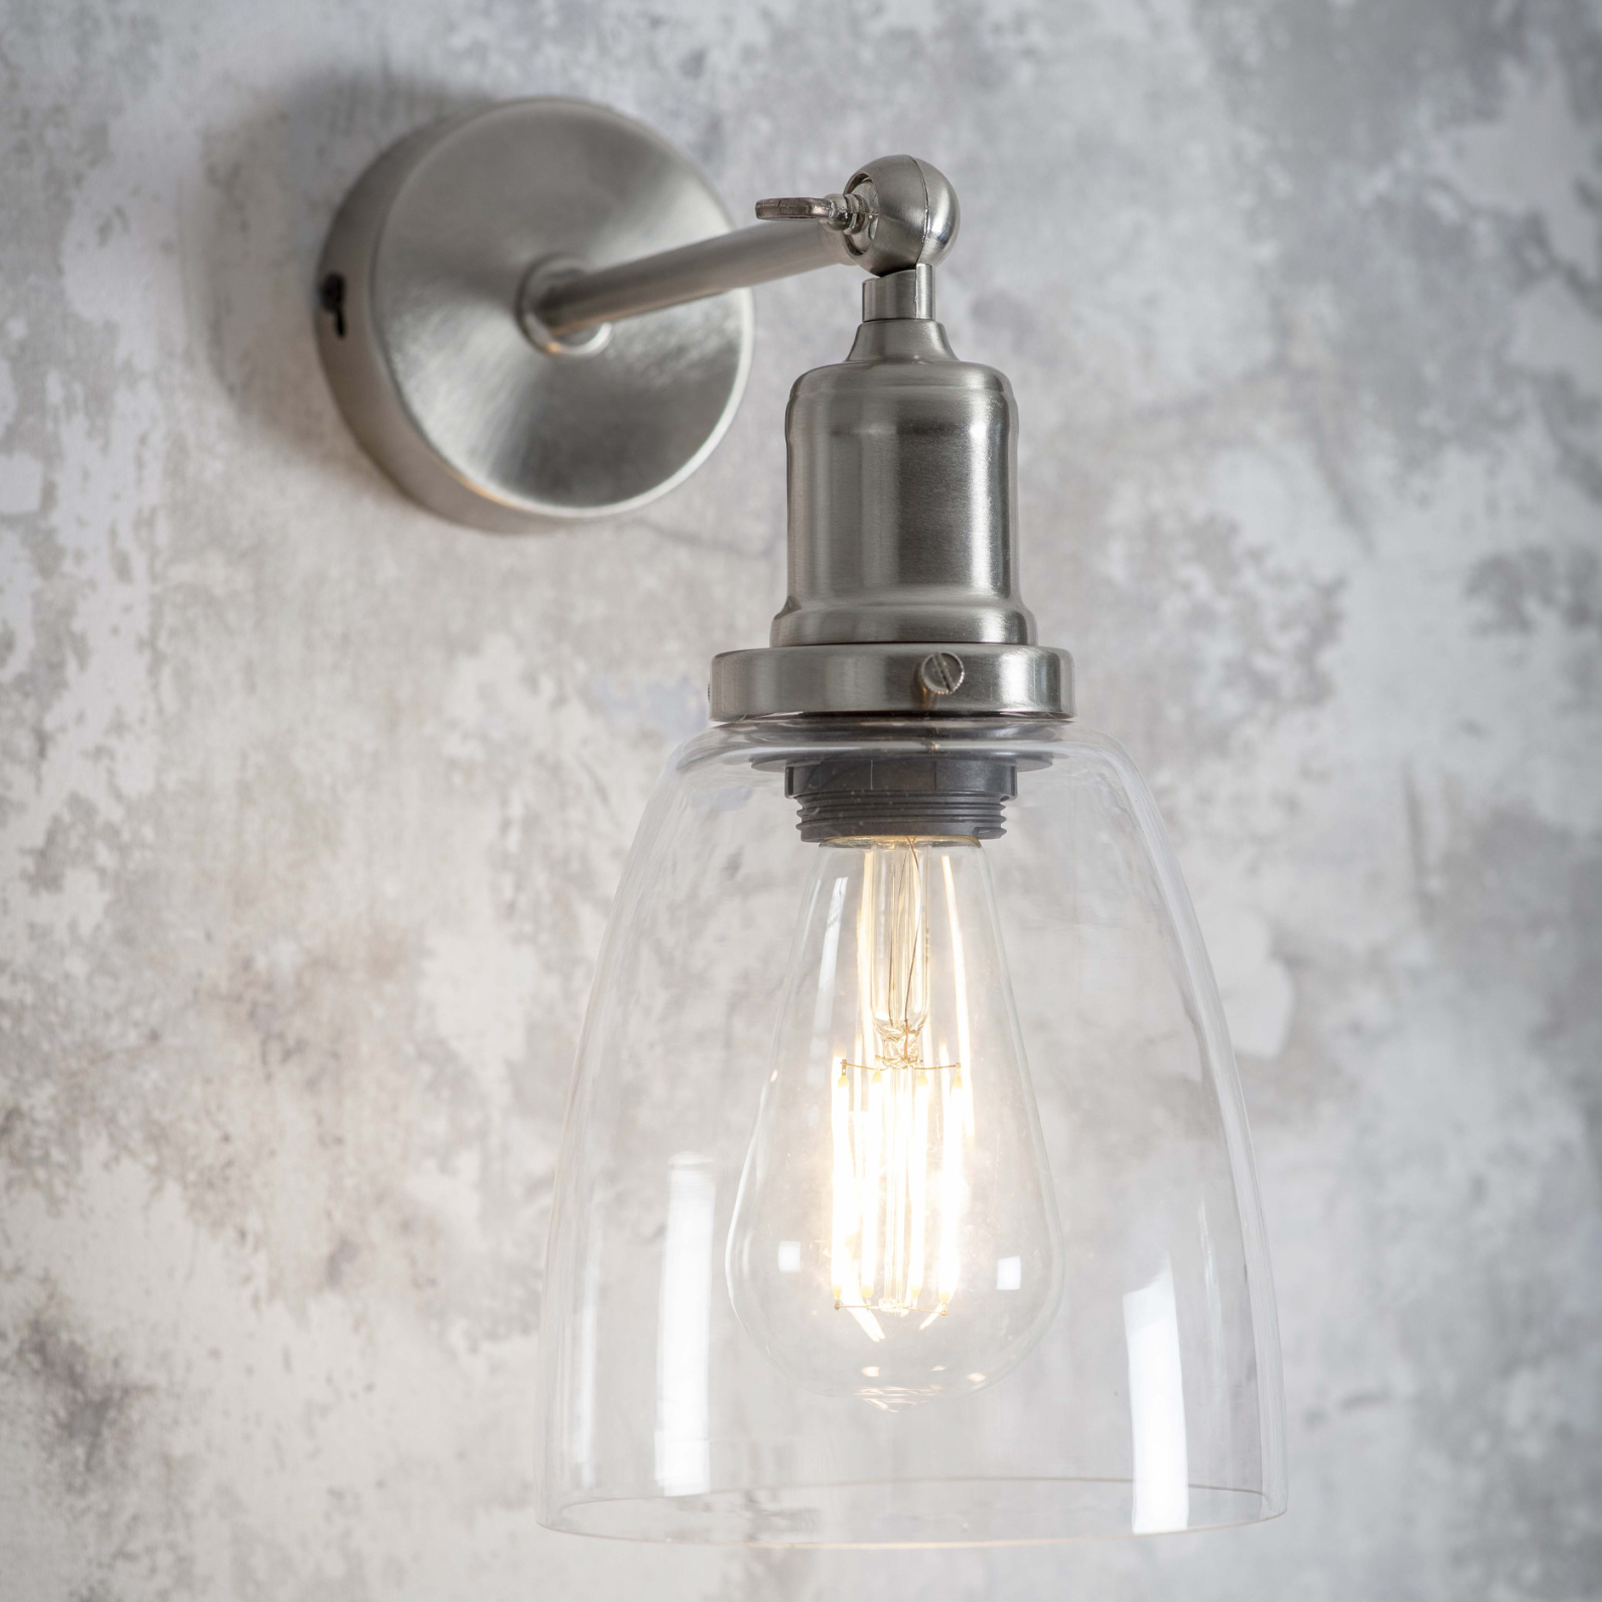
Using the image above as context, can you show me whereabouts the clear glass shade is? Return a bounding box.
[538,718,1285,1545]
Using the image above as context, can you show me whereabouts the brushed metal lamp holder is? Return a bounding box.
[316,97,1072,722]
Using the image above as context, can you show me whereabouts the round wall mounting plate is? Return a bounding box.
[315,98,753,531]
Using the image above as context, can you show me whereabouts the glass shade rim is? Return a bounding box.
[540,1474,1288,1545]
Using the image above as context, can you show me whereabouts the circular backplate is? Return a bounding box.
[316,99,753,530]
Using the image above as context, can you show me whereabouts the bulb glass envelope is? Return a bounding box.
[538,716,1285,1546]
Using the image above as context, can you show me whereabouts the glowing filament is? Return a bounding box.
[827,839,968,1328]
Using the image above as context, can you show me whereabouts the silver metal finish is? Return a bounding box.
[312,96,1067,717]
[533,155,959,334]
[710,262,1073,721]
[753,192,871,231]
[863,264,935,321]
[919,651,966,696]
[516,258,614,357]
[831,155,960,276]
[709,643,1073,721]
[535,219,836,335]
[777,315,1033,648]
[315,99,752,530]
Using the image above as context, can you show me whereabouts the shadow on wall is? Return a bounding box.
[194,74,492,496]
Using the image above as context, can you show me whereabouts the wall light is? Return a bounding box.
[316,97,1285,1546]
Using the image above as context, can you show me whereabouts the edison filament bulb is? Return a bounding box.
[727,826,1063,1408]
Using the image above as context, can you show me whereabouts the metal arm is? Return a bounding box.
[315,103,966,530]
[533,154,961,336]
[535,219,840,334]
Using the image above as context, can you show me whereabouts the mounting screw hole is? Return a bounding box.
[319,272,347,339]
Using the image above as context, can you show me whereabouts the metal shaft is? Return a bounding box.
[535,219,838,334]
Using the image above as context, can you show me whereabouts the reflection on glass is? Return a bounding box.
[571,1231,602,1491]
[1124,1259,1190,1533]
[656,1154,715,1496]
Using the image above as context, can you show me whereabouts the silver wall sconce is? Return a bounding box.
[317,98,1285,1547]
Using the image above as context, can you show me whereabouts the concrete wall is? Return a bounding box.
[2,0,1599,1596]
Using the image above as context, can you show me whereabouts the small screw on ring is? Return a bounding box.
[918,652,966,697]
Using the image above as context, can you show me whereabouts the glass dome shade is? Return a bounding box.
[537,717,1285,1546]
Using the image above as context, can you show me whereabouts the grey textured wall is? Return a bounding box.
[2,0,1599,1597]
